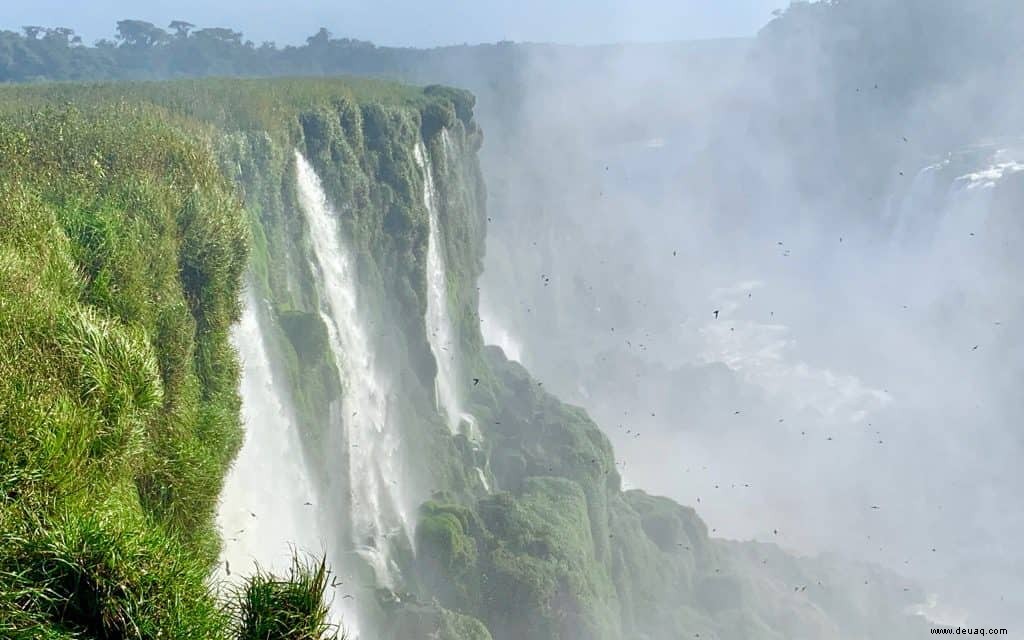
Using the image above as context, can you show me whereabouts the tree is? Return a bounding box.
[193,27,243,44]
[169,20,195,39]
[306,27,331,48]
[44,27,81,46]
[115,20,169,48]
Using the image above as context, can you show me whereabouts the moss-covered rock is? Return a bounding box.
[410,341,928,640]
[415,501,482,609]
[0,78,931,640]
[387,603,493,640]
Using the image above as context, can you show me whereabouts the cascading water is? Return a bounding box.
[887,144,1024,312]
[415,137,475,438]
[294,151,412,599]
[881,144,1024,626]
[479,301,524,364]
[892,145,1024,250]
[216,290,326,580]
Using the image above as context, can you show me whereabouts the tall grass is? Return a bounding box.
[0,78,438,636]
[0,508,226,639]
[230,555,346,640]
[0,101,247,637]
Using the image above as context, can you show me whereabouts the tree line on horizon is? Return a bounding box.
[0,19,428,82]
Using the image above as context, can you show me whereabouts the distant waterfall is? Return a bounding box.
[890,145,1024,299]
[416,138,472,437]
[294,151,411,594]
[892,146,1024,251]
[216,290,325,580]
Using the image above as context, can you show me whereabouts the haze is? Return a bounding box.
[0,0,782,46]
[1,0,1020,637]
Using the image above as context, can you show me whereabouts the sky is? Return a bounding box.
[0,0,785,47]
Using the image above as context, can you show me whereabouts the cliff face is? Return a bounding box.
[201,79,926,639]
[0,79,927,639]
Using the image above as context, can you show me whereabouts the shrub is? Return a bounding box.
[230,555,345,640]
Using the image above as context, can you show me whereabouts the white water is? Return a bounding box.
[699,280,890,425]
[479,303,524,364]
[415,138,470,435]
[216,291,326,581]
[893,146,1024,251]
[294,152,412,601]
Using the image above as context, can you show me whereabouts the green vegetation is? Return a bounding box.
[385,606,493,640]
[403,346,928,640]
[0,74,483,477]
[0,75,489,638]
[0,73,931,639]
[0,510,226,638]
[0,102,244,636]
[0,86,348,638]
[230,556,343,640]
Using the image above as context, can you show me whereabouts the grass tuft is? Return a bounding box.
[230,554,346,640]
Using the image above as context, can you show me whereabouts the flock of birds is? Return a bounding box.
[484,143,1002,603]
[221,133,1009,619]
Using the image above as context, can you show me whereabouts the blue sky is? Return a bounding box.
[0,0,786,47]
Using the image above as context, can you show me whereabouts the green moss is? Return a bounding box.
[279,310,330,363]
[421,100,457,140]
[410,478,620,640]
[624,491,707,556]
[417,503,480,572]
[387,604,492,640]
[423,85,477,128]
[414,502,482,610]
[0,76,922,640]
[480,479,620,640]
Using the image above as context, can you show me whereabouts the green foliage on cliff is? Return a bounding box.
[406,346,928,640]
[0,102,247,636]
[0,76,489,637]
[386,605,493,640]
[0,76,482,486]
[0,84,370,638]
[0,75,931,640]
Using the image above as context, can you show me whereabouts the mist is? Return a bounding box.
[2,0,1020,637]
[0,0,780,48]
[470,1,1024,629]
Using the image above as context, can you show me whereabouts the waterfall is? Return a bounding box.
[415,137,473,437]
[479,302,524,364]
[893,146,1024,251]
[293,151,412,595]
[890,145,1024,303]
[216,290,326,580]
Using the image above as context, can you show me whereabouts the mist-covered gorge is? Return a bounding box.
[0,73,976,639]
[204,78,935,638]
[473,77,1024,631]
[0,2,1021,636]
[445,6,1024,629]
